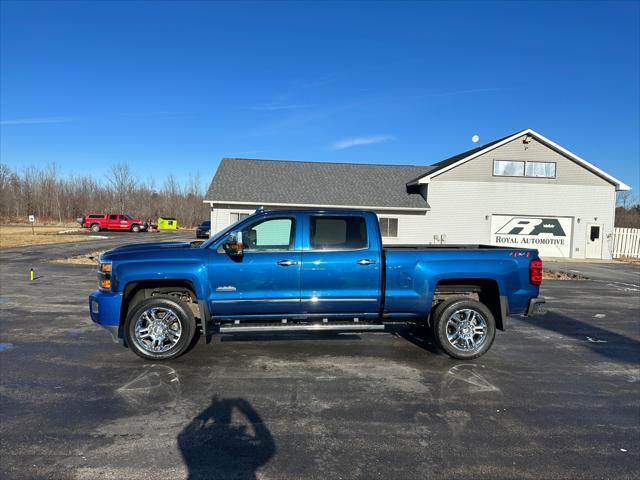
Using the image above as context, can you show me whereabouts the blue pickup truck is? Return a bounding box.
[89,209,544,361]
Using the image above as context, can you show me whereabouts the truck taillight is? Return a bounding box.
[530,258,543,286]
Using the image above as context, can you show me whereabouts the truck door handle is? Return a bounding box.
[277,260,298,266]
[357,259,377,265]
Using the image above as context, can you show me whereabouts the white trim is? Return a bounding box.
[417,128,630,191]
[203,199,429,212]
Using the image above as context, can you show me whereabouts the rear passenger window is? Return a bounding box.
[310,216,367,250]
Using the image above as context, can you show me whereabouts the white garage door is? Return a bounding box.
[490,215,573,257]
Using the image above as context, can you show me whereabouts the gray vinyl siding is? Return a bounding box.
[209,205,255,235]
[423,181,616,259]
[424,134,617,258]
[433,135,613,187]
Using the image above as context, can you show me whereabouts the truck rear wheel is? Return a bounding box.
[432,297,496,360]
[90,223,100,232]
[124,295,196,361]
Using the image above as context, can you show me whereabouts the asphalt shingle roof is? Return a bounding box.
[205,158,434,209]
[205,131,532,209]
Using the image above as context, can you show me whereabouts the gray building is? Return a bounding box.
[204,129,630,259]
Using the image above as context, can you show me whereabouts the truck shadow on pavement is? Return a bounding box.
[520,311,640,364]
[391,324,440,355]
[177,396,276,480]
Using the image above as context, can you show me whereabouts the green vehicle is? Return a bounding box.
[157,216,177,230]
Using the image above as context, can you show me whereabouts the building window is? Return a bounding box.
[310,216,368,250]
[229,212,250,224]
[379,217,398,237]
[493,160,556,178]
[525,161,556,178]
[493,160,525,176]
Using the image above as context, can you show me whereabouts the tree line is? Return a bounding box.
[0,162,209,228]
[615,191,640,228]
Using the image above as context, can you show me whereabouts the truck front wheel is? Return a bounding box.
[131,224,140,233]
[124,295,196,361]
[432,297,496,360]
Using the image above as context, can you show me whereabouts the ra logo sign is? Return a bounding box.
[496,217,567,237]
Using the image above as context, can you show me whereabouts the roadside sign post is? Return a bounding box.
[28,214,35,235]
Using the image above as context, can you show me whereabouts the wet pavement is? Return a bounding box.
[0,238,638,479]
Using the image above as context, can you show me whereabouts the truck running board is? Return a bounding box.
[218,323,386,333]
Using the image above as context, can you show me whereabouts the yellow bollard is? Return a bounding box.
[30,269,34,281]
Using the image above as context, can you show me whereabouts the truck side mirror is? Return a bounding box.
[222,231,244,257]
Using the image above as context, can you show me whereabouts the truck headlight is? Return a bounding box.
[99,262,112,290]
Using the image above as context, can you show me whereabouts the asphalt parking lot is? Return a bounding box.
[0,236,638,480]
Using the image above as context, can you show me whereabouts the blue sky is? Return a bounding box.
[1,1,639,192]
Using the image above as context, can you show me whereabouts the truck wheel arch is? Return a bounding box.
[432,278,506,331]
[120,280,209,342]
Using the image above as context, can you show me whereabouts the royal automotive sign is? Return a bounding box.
[490,215,573,257]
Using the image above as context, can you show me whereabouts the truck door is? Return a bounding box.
[118,215,130,230]
[208,215,301,317]
[300,214,382,316]
[107,214,120,230]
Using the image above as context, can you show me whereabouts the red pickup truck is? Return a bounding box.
[80,214,148,233]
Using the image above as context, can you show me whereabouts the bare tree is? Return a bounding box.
[106,163,136,214]
[0,162,208,227]
[617,191,633,209]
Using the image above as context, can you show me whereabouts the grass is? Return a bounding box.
[543,269,587,280]
[617,256,640,265]
[0,224,96,249]
[50,250,105,265]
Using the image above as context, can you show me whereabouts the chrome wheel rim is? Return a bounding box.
[134,307,182,353]
[445,308,487,352]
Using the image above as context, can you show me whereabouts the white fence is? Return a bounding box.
[612,227,640,258]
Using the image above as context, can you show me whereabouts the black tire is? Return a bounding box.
[131,224,141,233]
[431,297,496,360]
[90,223,100,232]
[124,295,196,361]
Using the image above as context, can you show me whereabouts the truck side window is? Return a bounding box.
[310,216,367,250]
[241,218,295,252]
[109,214,118,220]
